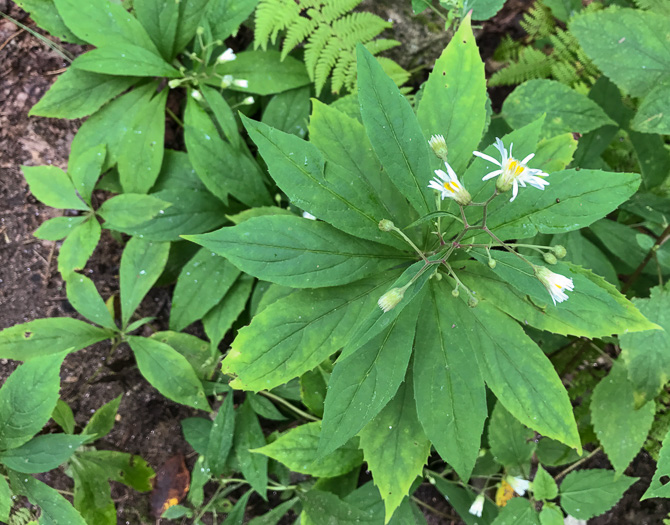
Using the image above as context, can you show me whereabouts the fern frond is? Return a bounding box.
[332,12,392,47]
[493,34,521,62]
[304,23,333,80]
[314,39,342,93]
[282,16,319,58]
[321,0,363,22]
[254,0,300,50]
[520,2,555,39]
[364,38,401,55]
[332,51,356,94]
[551,60,579,86]
[489,47,551,86]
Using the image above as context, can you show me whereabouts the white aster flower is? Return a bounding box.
[473,138,549,201]
[233,78,249,88]
[428,161,472,205]
[428,134,448,160]
[302,211,316,220]
[468,494,485,517]
[216,48,236,63]
[506,476,530,496]
[536,266,575,305]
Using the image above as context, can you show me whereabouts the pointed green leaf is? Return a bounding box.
[0,353,65,449]
[491,498,540,525]
[413,279,487,480]
[151,331,215,381]
[8,471,87,525]
[559,469,637,520]
[591,362,655,475]
[1,434,89,473]
[68,144,106,206]
[170,248,241,331]
[234,400,268,498]
[262,86,310,138]
[71,45,179,77]
[242,115,405,249]
[620,283,670,401]
[539,504,564,525]
[301,489,375,524]
[0,318,111,360]
[207,0,258,42]
[319,296,422,456]
[22,165,88,211]
[253,422,363,478]
[632,82,670,134]
[30,68,137,119]
[134,0,180,60]
[58,217,101,275]
[488,402,536,472]
[76,450,154,491]
[65,273,116,330]
[416,14,487,174]
[15,0,84,43]
[533,466,558,501]
[128,336,209,410]
[359,378,431,521]
[432,477,499,524]
[207,394,235,477]
[120,237,169,327]
[83,395,123,443]
[203,275,254,348]
[52,399,75,434]
[357,45,433,215]
[223,274,395,391]
[184,215,405,288]
[643,429,670,499]
[34,216,87,241]
[181,417,212,455]
[98,194,172,229]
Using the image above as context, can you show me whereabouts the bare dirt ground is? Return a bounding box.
[1,0,669,523]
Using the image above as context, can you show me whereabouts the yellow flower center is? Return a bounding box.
[504,158,525,179]
[443,181,460,193]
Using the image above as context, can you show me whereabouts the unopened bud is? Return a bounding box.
[196,26,205,36]
[191,90,203,101]
[378,219,395,232]
[488,258,496,269]
[220,74,234,88]
[428,134,448,161]
[242,96,255,105]
[468,296,478,308]
[451,288,460,297]
[378,288,404,313]
[233,78,249,88]
[216,48,236,64]
[553,245,567,259]
[543,252,557,265]
[168,79,181,89]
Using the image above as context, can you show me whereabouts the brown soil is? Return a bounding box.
[1,1,669,524]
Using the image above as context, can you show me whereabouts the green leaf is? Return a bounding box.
[620,283,670,401]
[128,336,209,410]
[301,490,375,525]
[34,216,87,241]
[57,217,101,275]
[487,169,641,241]
[533,466,558,501]
[643,429,670,499]
[470,0,506,20]
[207,393,235,477]
[109,188,227,241]
[432,477,498,525]
[536,438,582,467]
[119,237,170,327]
[15,0,84,42]
[413,279,487,481]
[170,247,241,331]
[308,100,412,230]
[0,318,111,360]
[234,400,268,498]
[539,504,564,525]
[1,434,88,473]
[222,274,395,391]
[559,469,637,520]
[76,449,154,491]
[262,86,310,138]
[533,133,578,174]
[181,417,212,455]
[243,116,405,250]
[117,89,167,193]
[83,395,122,443]
[247,393,288,421]
[30,68,137,119]
[0,354,65,450]
[71,45,180,77]
[65,273,117,330]
[464,253,658,337]
[551,231,618,285]
[184,215,404,288]
[22,165,88,211]
[133,0,180,60]
[632,82,670,134]
[68,144,106,206]
[503,79,615,137]
[52,399,75,434]
[222,489,252,525]
[319,295,422,456]
[150,331,215,380]
[491,498,540,525]
[544,0,581,21]
[173,0,212,56]
[253,422,363,478]
[207,0,258,42]
[248,498,299,525]
[465,300,580,450]
[0,474,10,522]
[357,45,433,216]
[209,50,310,95]
[590,362,655,475]
[8,471,87,525]
[416,14,487,174]
[300,367,328,418]
[98,194,172,229]
[488,402,536,472]
[184,97,270,207]
[359,378,431,521]
[203,275,254,348]
[570,8,670,98]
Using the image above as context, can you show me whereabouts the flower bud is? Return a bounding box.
[543,252,557,265]
[495,176,514,194]
[196,26,205,36]
[378,219,395,232]
[233,78,249,88]
[220,74,234,88]
[468,296,478,308]
[191,90,203,101]
[242,96,255,105]
[451,288,460,297]
[168,79,181,89]
[488,258,496,269]
[428,134,448,161]
[378,288,404,313]
[553,245,567,258]
[216,48,236,64]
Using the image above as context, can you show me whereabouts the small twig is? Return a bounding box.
[411,495,459,521]
[622,223,670,293]
[554,447,602,481]
[166,106,184,128]
[0,28,24,53]
[259,390,320,421]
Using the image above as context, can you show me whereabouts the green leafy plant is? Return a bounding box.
[254,0,409,94]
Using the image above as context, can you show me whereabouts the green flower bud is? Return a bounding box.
[451,288,460,297]
[488,258,497,269]
[468,296,479,308]
[553,245,567,259]
[378,288,404,313]
[543,252,558,265]
[378,219,395,232]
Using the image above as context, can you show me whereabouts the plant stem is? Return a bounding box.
[411,496,458,520]
[554,447,602,481]
[166,107,184,128]
[259,391,320,422]
[483,226,537,272]
[393,226,429,262]
[622,223,670,293]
